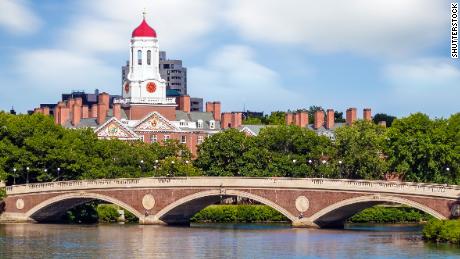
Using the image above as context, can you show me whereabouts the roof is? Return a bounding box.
[239,125,273,135]
[132,18,157,38]
[176,110,221,130]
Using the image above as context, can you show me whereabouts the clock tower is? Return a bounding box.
[121,13,171,105]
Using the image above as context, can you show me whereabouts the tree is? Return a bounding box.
[385,113,459,184]
[334,120,388,180]
[334,111,345,123]
[243,116,263,125]
[263,111,286,125]
[307,106,323,124]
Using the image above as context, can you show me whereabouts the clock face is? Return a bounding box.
[124,82,130,93]
[146,82,157,93]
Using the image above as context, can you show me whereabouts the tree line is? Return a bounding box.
[0,111,459,185]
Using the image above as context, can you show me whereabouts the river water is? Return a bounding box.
[0,223,459,258]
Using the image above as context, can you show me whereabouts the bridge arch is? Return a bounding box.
[154,189,298,224]
[309,195,446,228]
[25,192,143,222]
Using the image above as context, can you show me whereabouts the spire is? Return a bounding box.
[142,8,147,20]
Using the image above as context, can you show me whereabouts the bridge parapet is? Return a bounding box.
[5,177,460,199]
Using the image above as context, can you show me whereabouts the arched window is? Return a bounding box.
[137,50,142,65]
[147,50,151,65]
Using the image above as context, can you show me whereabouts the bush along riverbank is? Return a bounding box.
[191,205,289,223]
[347,206,433,223]
[65,203,138,224]
[423,219,460,244]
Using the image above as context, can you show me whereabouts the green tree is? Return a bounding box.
[334,120,388,179]
[373,113,396,127]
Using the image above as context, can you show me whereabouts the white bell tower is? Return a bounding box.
[121,13,172,105]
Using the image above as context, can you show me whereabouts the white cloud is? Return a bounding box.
[0,0,42,34]
[189,45,306,112]
[16,49,117,91]
[382,59,460,116]
[61,0,223,54]
[225,0,445,57]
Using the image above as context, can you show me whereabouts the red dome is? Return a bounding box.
[132,18,157,38]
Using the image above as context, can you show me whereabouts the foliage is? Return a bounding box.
[423,219,460,244]
[373,113,396,127]
[0,112,198,185]
[385,113,460,184]
[65,202,99,224]
[348,206,432,223]
[334,120,388,179]
[263,111,286,125]
[96,204,120,223]
[334,111,345,123]
[243,116,263,125]
[190,205,288,223]
[0,187,5,200]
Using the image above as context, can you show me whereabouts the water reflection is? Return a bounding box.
[0,223,459,258]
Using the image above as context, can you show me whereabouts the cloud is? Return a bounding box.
[0,0,42,34]
[189,45,306,112]
[382,59,460,116]
[61,0,223,54]
[225,0,446,57]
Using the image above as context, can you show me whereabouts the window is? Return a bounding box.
[137,50,142,65]
[151,134,157,143]
[164,135,170,141]
[197,120,203,128]
[181,135,186,143]
[209,120,215,129]
[139,135,145,142]
[180,120,187,127]
[147,50,151,65]
[198,136,204,144]
[164,64,170,69]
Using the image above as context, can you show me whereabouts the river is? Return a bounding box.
[0,223,459,258]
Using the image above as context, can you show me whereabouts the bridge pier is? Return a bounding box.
[139,215,167,225]
[291,218,319,228]
[0,212,35,224]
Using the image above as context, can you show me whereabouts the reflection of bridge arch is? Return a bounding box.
[26,192,143,222]
[309,195,447,228]
[154,189,297,224]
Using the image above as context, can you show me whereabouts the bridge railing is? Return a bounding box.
[5,177,460,199]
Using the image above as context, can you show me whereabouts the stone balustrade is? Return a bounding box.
[5,177,460,199]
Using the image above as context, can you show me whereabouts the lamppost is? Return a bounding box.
[26,167,30,184]
[321,160,327,178]
[171,160,175,177]
[13,168,16,185]
[57,167,61,181]
[338,160,343,178]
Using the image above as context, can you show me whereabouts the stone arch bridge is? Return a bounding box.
[1,177,459,228]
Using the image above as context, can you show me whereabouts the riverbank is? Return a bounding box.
[423,219,460,244]
[348,206,433,223]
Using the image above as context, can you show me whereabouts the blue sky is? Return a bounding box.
[0,0,458,118]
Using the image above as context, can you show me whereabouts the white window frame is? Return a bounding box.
[151,134,157,143]
[180,120,187,127]
[181,135,187,144]
[197,120,203,128]
[209,120,215,129]
[198,136,204,144]
[164,135,170,141]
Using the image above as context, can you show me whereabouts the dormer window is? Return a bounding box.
[209,120,215,129]
[180,120,187,127]
[197,120,203,128]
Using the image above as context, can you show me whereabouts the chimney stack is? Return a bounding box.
[221,112,232,129]
[55,103,69,126]
[231,112,243,129]
[113,103,121,120]
[98,92,110,116]
[90,105,98,118]
[97,103,106,125]
[206,101,221,121]
[325,109,335,129]
[346,108,357,126]
[285,113,294,125]
[72,103,81,126]
[177,95,191,113]
[42,106,50,116]
[206,102,213,113]
[314,110,324,129]
[295,111,308,128]
[82,105,89,119]
[363,108,372,121]
[67,99,75,110]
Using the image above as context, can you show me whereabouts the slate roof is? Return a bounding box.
[175,110,221,130]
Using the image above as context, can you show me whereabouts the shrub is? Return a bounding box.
[96,204,120,223]
[190,205,288,223]
[423,219,460,244]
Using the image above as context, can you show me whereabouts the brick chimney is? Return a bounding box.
[55,104,69,126]
[285,113,293,125]
[346,108,357,126]
[42,106,50,116]
[90,105,98,118]
[212,102,221,121]
[221,112,232,129]
[98,92,110,116]
[97,103,106,125]
[82,105,89,119]
[363,108,372,121]
[326,109,335,129]
[231,112,243,129]
[295,112,308,128]
[72,103,81,126]
[75,97,83,107]
[67,99,75,110]
[177,95,191,113]
[314,110,324,129]
[113,103,121,120]
[206,102,213,113]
